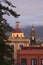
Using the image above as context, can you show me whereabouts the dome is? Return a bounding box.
[12,22,24,38]
[12,28,23,33]
[12,28,24,38]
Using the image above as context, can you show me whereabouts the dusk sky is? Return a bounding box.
[2,0,43,28]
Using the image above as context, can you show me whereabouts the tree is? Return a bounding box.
[0,0,20,65]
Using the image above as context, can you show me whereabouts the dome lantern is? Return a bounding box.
[16,22,20,28]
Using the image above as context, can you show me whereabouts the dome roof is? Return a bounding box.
[12,28,23,33]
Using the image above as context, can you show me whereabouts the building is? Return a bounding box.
[7,22,43,65]
[17,25,43,65]
[7,22,30,64]
[17,44,43,65]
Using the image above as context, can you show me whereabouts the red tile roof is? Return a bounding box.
[12,28,23,33]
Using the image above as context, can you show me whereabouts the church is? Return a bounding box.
[7,22,43,65]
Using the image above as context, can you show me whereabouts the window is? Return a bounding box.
[17,34,18,37]
[21,58,27,65]
[20,45,23,48]
[31,59,37,65]
[41,59,43,65]
[18,43,24,49]
[18,44,23,49]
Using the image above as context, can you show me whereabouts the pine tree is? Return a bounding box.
[0,0,20,65]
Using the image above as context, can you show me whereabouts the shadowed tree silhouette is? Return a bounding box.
[0,0,20,65]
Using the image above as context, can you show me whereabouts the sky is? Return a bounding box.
[2,0,43,28]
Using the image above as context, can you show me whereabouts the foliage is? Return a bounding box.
[0,0,20,65]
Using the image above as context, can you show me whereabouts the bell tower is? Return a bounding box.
[30,25,36,44]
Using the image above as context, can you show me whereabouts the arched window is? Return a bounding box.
[16,34,18,37]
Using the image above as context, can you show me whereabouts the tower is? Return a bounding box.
[30,25,36,44]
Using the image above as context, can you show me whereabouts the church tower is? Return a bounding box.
[30,25,36,44]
